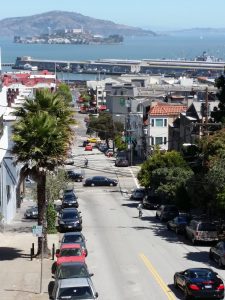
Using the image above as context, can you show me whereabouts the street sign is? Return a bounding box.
[125,136,135,143]
[32,225,43,237]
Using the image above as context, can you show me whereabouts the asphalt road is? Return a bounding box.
[70,113,225,300]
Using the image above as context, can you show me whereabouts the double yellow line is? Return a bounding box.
[140,253,176,300]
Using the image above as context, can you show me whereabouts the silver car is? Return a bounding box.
[51,277,98,299]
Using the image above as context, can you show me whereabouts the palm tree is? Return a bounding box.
[11,87,75,256]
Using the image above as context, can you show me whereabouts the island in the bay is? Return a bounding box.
[14,28,124,45]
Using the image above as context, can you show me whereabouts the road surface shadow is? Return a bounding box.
[168,284,183,300]
[4,288,39,295]
[4,226,34,233]
[122,202,138,208]
[0,247,30,260]
[184,251,210,264]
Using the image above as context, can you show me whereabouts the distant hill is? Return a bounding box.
[0,11,156,37]
[159,27,225,35]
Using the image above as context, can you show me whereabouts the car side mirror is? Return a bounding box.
[56,249,60,257]
[52,275,55,279]
[95,292,99,298]
[90,273,94,277]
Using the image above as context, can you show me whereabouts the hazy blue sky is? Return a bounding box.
[2,0,225,30]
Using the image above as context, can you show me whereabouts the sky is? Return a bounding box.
[1,0,225,30]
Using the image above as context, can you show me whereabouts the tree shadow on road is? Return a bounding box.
[0,247,30,260]
[184,251,210,264]
[122,202,138,208]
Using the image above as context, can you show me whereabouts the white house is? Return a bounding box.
[147,102,187,152]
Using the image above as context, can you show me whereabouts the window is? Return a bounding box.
[155,137,163,145]
[164,137,167,144]
[155,119,163,127]
[151,136,154,145]
[164,119,167,127]
[151,119,154,127]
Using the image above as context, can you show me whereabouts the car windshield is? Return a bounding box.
[177,217,188,223]
[198,223,217,231]
[62,212,77,219]
[58,286,93,299]
[60,248,82,257]
[63,236,83,243]
[57,265,89,279]
[189,269,215,279]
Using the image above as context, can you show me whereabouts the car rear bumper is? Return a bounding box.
[59,224,82,231]
[189,289,224,299]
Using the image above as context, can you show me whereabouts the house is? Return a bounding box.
[168,100,220,151]
[146,102,187,152]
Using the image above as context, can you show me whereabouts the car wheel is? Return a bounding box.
[209,250,213,260]
[184,288,192,300]
[218,258,224,269]
[191,236,196,245]
[91,183,95,187]
[173,276,178,289]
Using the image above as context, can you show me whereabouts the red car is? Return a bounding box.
[85,144,93,151]
[55,244,86,266]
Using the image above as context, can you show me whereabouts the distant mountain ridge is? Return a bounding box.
[0,10,156,37]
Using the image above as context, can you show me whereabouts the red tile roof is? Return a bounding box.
[149,103,187,116]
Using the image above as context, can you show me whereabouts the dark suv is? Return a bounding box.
[156,205,179,222]
[143,195,161,209]
[185,219,218,245]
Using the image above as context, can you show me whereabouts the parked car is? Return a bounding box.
[63,158,74,165]
[61,232,88,256]
[115,158,129,167]
[185,220,218,245]
[66,170,83,182]
[50,277,98,300]
[87,137,99,143]
[130,188,146,201]
[24,206,38,219]
[143,195,161,209]
[53,261,93,279]
[55,244,86,266]
[85,144,93,151]
[62,194,79,209]
[209,241,225,268]
[105,149,114,157]
[174,268,224,300]
[58,208,82,232]
[98,144,108,152]
[82,140,89,147]
[167,214,191,234]
[84,176,118,187]
[156,205,179,222]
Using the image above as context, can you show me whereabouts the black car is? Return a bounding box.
[24,206,38,219]
[115,159,129,167]
[62,194,79,209]
[84,176,118,187]
[156,205,179,222]
[53,261,93,279]
[174,268,224,299]
[58,208,82,232]
[142,195,161,209]
[61,232,88,256]
[66,170,84,182]
[167,214,191,234]
[209,241,225,268]
[130,188,146,201]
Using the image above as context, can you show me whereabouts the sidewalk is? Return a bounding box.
[0,199,59,300]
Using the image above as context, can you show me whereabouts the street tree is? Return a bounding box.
[87,112,123,147]
[138,150,193,206]
[212,75,225,123]
[12,88,75,256]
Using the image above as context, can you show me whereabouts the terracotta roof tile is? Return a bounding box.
[149,103,187,116]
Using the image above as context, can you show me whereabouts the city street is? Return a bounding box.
[71,113,225,300]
